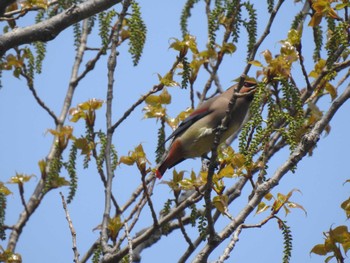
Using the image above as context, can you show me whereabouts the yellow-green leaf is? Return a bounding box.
[311,244,328,255]
[308,13,323,27]
[133,144,146,159]
[108,216,122,241]
[143,104,166,119]
[286,201,307,215]
[158,72,179,87]
[145,95,161,105]
[213,195,228,214]
[325,82,337,101]
[231,153,246,168]
[212,178,225,195]
[159,88,171,104]
[264,192,274,201]
[221,43,236,54]
[38,159,47,177]
[335,3,350,10]
[249,60,263,67]
[78,98,104,111]
[119,156,135,166]
[172,169,184,183]
[198,48,217,59]
[0,182,12,195]
[218,164,234,178]
[50,176,70,188]
[330,225,350,244]
[287,29,301,46]
[256,201,270,215]
[75,138,94,155]
[8,173,35,184]
[262,49,273,63]
[341,198,350,218]
[184,34,199,54]
[69,108,86,123]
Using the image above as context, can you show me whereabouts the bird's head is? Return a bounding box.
[239,80,257,101]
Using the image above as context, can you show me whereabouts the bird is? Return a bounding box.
[155,81,257,179]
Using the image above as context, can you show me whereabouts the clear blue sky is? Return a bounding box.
[1,1,350,262]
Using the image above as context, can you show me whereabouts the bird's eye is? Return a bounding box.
[244,81,256,87]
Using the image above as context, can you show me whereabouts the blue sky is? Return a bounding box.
[1,1,350,262]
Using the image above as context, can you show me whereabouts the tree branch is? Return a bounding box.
[0,0,123,56]
[124,221,133,263]
[101,0,131,254]
[60,192,80,263]
[20,67,59,124]
[216,224,242,263]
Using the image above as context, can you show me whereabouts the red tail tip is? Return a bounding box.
[155,169,163,179]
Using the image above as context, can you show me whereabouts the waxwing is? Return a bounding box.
[155,82,257,178]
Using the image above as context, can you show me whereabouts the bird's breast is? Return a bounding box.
[179,120,241,159]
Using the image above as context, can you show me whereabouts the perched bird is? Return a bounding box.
[155,81,257,179]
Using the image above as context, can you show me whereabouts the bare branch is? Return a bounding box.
[16,183,29,216]
[60,192,80,263]
[110,84,163,133]
[101,0,131,254]
[142,176,158,226]
[124,222,133,263]
[216,224,242,263]
[179,235,204,263]
[80,240,100,263]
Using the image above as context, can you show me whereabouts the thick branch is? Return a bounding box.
[0,0,122,56]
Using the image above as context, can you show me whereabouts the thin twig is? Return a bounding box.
[117,196,147,248]
[80,240,100,263]
[92,140,121,213]
[59,192,80,263]
[141,175,158,226]
[216,224,243,263]
[101,0,131,254]
[19,62,59,124]
[18,184,29,215]
[179,235,204,263]
[296,43,312,92]
[177,217,194,248]
[119,174,155,213]
[336,69,350,88]
[110,84,163,133]
[124,221,133,263]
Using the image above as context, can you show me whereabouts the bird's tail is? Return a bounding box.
[155,140,184,179]
[155,163,166,179]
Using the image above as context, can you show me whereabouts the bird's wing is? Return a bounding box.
[164,106,213,143]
